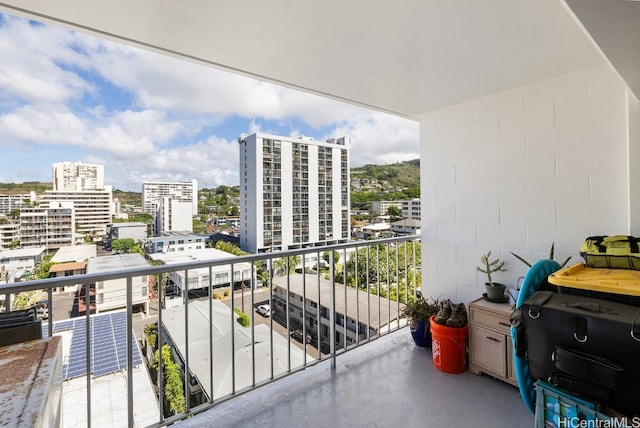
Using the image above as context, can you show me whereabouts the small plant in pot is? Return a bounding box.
[477,251,507,302]
[401,295,439,348]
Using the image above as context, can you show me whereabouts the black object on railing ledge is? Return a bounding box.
[0,306,42,347]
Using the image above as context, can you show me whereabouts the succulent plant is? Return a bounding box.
[476,251,505,287]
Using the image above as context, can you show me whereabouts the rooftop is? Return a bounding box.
[86,253,149,273]
[50,244,97,263]
[0,247,45,259]
[163,299,312,400]
[273,273,402,331]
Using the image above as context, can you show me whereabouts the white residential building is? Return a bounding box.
[19,202,75,252]
[0,221,20,249]
[148,248,255,308]
[238,133,350,253]
[142,180,198,216]
[391,219,421,236]
[0,193,35,215]
[156,197,193,234]
[371,201,403,216]
[354,222,392,240]
[0,247,45,273]
[87,253,150,314]
[143,232,206,254]
[401,198,421,221]
[41,187,113,238]
[272,274,401,348]
[371,199,420,220]
[52,161,105,191]
[106,222,148,244]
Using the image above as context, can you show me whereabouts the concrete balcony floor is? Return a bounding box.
[178,328,533,428]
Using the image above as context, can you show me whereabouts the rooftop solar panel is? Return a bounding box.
[42,311,143,380]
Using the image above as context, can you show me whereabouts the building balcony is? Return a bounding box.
[0,236,532,427]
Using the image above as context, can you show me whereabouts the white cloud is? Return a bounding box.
[93,136,239,190]
[327,112,420,166]
[0,13,420,191]
[0,104,87,145]
[0,16,92,104]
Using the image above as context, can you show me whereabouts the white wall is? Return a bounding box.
[419,63,632,303]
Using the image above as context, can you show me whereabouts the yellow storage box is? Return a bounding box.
[548,262,640,303]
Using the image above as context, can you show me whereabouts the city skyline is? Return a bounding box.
[0,13,419,192]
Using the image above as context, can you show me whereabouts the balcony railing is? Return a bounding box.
[0,236,421,427]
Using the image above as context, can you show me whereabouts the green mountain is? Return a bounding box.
[350,160,420,211]
[0,182,52,194]
[351,159,420,189]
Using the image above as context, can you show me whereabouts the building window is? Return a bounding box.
[97,281,104,290]
[141,286,148,297]
[97,293,104,304]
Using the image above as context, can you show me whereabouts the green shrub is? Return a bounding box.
[144,323,157,349]
[153,345,186,416]
[234,308,250,327]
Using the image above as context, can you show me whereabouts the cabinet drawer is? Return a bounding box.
[469,324,507,376]
[469,307,512,334]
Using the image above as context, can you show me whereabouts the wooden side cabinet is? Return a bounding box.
[468,297,518,386]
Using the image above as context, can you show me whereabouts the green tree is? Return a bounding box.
[337,241,421,304]
[113,213,153,224]
[12,290,37,310]
[386,205,402,220]
[7,209,20,219]
[215,240,248,256]
[322,250,340,269]
[33,254,54,279]
[273,255,301,277]
[111,238,136,253]
[192,218,207,234]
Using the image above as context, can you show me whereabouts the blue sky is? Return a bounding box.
[0,13,419,191]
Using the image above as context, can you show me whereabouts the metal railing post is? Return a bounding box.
[184,269,190,411]
[85,281,92,428]
[329,250,336,368]
[126,276,133,428]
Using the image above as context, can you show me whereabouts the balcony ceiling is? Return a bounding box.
[0,0,637,118]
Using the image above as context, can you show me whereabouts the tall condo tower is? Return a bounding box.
[238,133,350,253]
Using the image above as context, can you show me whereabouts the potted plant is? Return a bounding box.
[401,295,439,347]
[510,242,572,268]
[477,251,508,301]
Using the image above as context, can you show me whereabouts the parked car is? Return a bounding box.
[290,329,311,344]
[257,304,271,317]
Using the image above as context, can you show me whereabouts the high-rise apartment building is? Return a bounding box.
[142,180,197,235]
[41,187,112,237]
[52,161,105,191]
[142,180,198,216]
[238,133,350,253]
[156,197,193,234]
